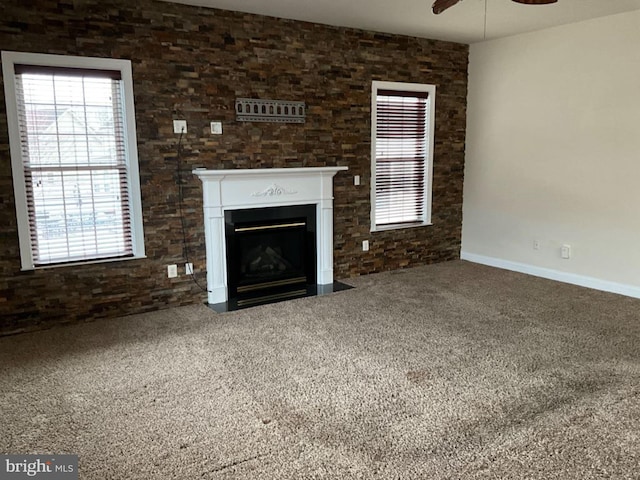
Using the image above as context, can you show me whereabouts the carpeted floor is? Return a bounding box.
[1,260,639,479]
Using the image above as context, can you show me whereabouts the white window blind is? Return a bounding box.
[374,89,429,227]
[14,65,133,266]
[371,81,435,232]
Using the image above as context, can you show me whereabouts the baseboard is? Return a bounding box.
[460,251,640,300]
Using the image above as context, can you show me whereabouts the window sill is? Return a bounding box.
[22,254,147,272]
[371,221,432,233]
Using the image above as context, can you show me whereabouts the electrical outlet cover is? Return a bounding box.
[173,120,187,134]
[167,264,178,278]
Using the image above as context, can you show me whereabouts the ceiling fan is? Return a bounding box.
[432,0,558,15]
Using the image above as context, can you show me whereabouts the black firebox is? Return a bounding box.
[225,204,316,309]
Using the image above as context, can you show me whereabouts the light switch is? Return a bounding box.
[210,121,223,135]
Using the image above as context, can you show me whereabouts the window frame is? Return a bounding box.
[2,51,145,270]
[370,80,436,232]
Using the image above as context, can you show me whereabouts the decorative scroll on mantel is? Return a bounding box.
[236,98,305,123]
[251,183,297,197]
[192,166,348,305]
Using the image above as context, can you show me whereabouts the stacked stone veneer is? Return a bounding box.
[0,0,468,334]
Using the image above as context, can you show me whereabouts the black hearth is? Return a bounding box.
[225,204,316,308]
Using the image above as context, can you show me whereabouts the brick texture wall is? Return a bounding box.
[0,0,468,334]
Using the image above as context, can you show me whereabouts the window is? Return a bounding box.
[371,81,435,231]
[2,51,145,269]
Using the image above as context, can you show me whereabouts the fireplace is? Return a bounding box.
[225,204,316,308]
[193,167,348,308]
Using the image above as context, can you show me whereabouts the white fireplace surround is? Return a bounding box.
[193,166,348,305]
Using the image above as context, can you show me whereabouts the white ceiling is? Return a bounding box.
[161,0,640,44]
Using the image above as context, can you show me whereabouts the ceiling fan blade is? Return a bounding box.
[512,0,558,4]
[432,0,464,15]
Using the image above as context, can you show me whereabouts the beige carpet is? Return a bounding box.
[1,260,639,479]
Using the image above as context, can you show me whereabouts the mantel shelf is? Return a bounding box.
[193,166,348,179]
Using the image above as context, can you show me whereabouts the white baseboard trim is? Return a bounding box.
[460,251,640,300]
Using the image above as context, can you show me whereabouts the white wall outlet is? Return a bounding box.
[354,175,361,186]
[185,262,193,275]
[561,244,571,259]
[362,240,369,252]
[210,121,223,135]
[533,239,540,250]
[173,120,187,134]
[167,264,178,278]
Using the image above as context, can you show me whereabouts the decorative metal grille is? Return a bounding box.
[235,98,305,123]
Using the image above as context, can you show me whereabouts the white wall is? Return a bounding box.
[462,10,640,297]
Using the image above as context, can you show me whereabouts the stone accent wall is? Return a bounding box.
[0,0,468,334]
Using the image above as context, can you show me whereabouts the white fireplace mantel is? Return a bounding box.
[193,166,348,305]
